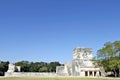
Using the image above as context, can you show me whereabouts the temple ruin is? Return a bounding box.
[5,47,105,77]
[56,47,105,77]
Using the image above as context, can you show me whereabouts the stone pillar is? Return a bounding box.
[93,71,94,77]
[88,71,89,77]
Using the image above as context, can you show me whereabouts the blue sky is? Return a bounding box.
[0,0,120,63]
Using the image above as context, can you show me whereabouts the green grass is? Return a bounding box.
[0,77,120,80]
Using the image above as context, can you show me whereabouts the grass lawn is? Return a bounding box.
[0,77,120,80]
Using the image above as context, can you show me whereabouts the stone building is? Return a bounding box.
[5,47,105,77]
[56,47,105,77]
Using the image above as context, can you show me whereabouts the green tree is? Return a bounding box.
[29,62,48,72]
[114,41,120,57]
[15,61,62,72]
[15,61,30,72]
[39,66,48,72]
[96,41,120,77]
[48,62,61,72]
[0,61,9,76]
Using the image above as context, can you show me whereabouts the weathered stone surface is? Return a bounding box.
[5,72,57,77]
[73,48,93,60]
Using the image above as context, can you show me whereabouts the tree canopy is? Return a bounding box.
[96,41,120,77]
[0,61,9,76]
[15,61,61,72]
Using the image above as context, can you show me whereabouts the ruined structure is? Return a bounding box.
[56,47,105,77]
[7,63,21,72]
[5,47,105,77]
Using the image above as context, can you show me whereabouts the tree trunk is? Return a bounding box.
[114,69,117,77]
[118,68,120,77]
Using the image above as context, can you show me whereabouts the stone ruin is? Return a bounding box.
[56,47,105,77]
[5,47,105,77]
[5,63,57,77]
[7,63,21,72]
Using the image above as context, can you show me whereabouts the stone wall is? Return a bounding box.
[5,72,57,77]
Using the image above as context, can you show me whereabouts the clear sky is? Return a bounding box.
[0,0,120,63]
